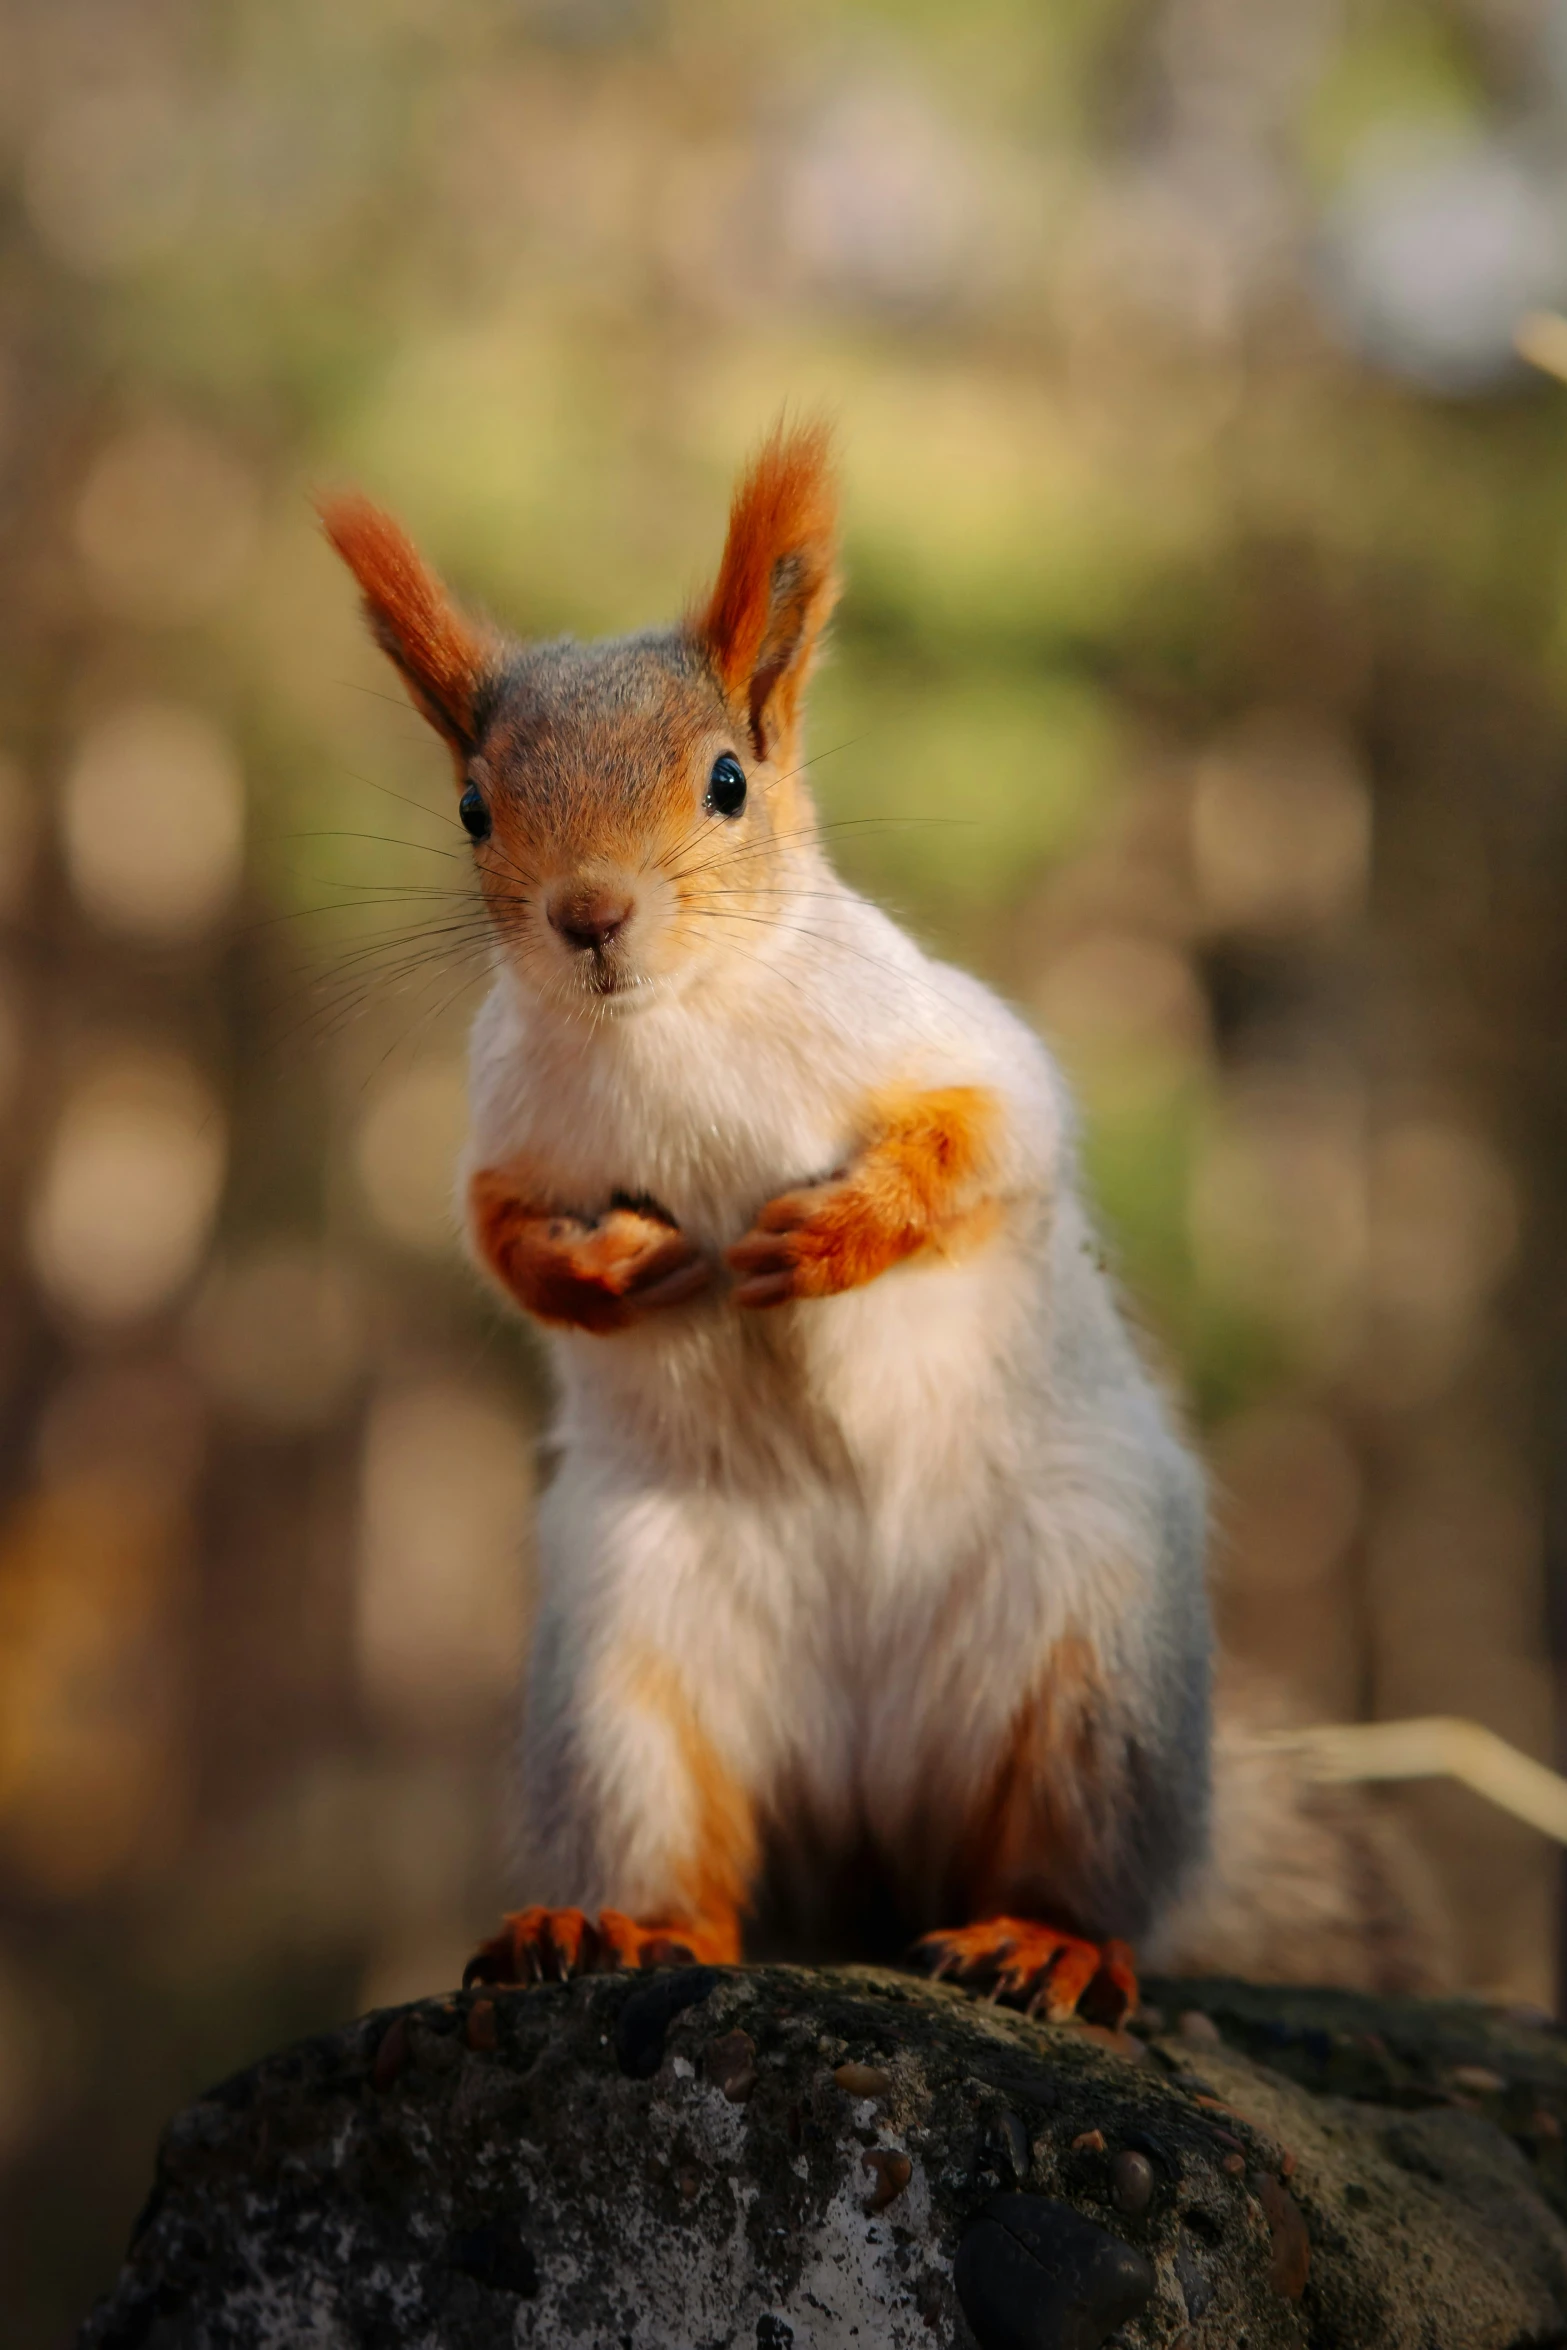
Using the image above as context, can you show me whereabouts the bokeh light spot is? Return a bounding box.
[0,751,38,917]
[74,422,259,624]
[29,1054,226,1325]
[23,83,199,277]
[1192,713,1371,934]
[1213,1405,1364,1597]
[355,1381,532,1735]
[354,1058,469,1253]
[1189,1081,1369,1370]
[1035,931,1209,1063]
[186,1244,368,1430]
[63,703,245,941]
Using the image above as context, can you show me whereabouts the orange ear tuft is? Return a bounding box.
[317,494,497,753]
[694,420,839,759]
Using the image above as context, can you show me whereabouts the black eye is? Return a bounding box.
[706,753,747,818]
[459,782,491,841]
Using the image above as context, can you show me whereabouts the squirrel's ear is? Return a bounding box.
[694,421,839,761]
[317,495,497,756]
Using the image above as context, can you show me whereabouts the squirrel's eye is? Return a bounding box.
[706,753,747,818]
[459,783,491,841]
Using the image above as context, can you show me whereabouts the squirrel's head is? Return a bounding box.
[319,422,838,1012]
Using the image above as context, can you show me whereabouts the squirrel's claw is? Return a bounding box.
[464,1906,597,1986]
[753,1181,844,1234]
[626,1252,711,1311]
[728,1269,800,1310]
[910,1916,1138,2028]
[726,1180,849,1305]
[463,1904,713,1986]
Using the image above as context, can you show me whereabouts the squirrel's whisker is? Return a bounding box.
[240,890,487,943]
[268,917,500,1024]
[276,934,495,1056]
[659,814,973,891]
[281,828,479,862]
[334,761,468,831]
[675,904,959,1020]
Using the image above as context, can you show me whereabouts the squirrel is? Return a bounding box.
[321,423,1446,2020]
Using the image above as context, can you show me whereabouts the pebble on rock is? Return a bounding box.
[862,2150,913,2212]
[613,1968,720,2080]
[955,2193,1156,2350]
[834,2061,892,2098]
[1450,2066,1506,2097]
[1111,2149,1154,2216]
[982,2110,1032,2185]
[371,2016,409,2090]
[1250,2171,1311,2299]
[1074,2023,1149,2064]
[704,2029,758,2103]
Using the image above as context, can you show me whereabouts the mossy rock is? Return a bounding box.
[80,1964,1567,2348]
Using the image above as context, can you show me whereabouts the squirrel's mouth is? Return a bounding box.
[576,957,653,1008]
[518,925,657,1014]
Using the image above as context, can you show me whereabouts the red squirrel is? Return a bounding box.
[322,425,1444,2021]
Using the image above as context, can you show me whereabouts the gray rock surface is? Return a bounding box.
[80,1964,1567,2348]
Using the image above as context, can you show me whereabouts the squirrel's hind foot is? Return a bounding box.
[463,1905,711,1987]
[912,1915,1137,2027]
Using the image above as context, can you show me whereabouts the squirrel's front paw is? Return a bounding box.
[726,1178,885,1307]
[728,1088,1002,1307]
[470,1172,710,1333]
[547,1206,711,1324]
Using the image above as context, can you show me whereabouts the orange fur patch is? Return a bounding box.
[727,1084,1001,1305]
[693,420,839,759]
[624,1652,756,1960]
[318,494,496,751]
[468,1166,709,1334]
[462,1654,756,1983]
[908,1633,1138,2021]
[959,1632,1110,1915]
[463,1657,754,1985]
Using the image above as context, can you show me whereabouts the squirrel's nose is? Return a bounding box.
[548,884,633,954]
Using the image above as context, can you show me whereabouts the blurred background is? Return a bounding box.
[4,0,1567,2333]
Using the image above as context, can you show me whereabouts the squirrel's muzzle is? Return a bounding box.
[548,883,633,955]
